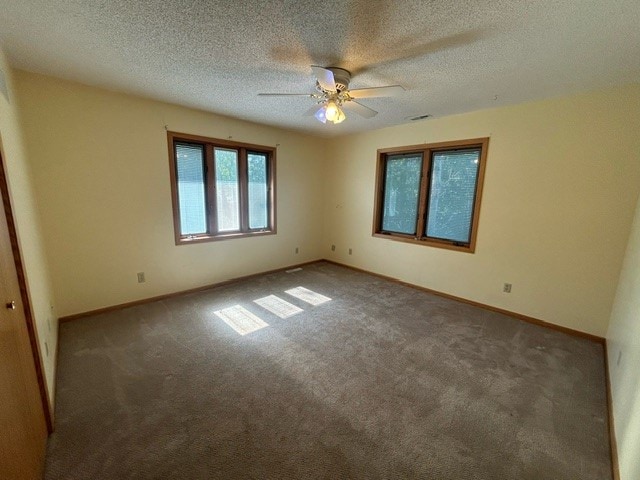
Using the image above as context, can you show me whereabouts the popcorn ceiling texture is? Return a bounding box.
[0,0,638,136]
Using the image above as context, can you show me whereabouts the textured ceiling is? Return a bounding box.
[0,0,639,137]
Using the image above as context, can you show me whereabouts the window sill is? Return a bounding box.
[372,232,475,253]
[176,229,276,246]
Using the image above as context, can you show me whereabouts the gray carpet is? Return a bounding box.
[45,261,612,479]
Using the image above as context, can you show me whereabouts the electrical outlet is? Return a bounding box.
[331,244,336,251]
[617,350,622,366]
[348,248,352,255]
[137,272,145,283]
[503,283,512,293]
[295,247,299,254]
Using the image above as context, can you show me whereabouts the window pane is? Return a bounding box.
[215,148,240,232]
[176,143,207,235]
[248,152,268,229]
[426,149,481,243]
[381,154,422,234]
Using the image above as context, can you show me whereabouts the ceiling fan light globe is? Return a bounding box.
[333,108,346,124]
[325,101,339,122]
[314,106,327,124]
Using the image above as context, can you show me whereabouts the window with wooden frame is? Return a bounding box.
[168,132,276,244]
[373,138,488,253]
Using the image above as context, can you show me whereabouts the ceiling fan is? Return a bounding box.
[258,66,404,124]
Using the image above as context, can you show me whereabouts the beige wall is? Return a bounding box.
[0,52,57,407]
[15,71,326,318]
[323,85,640,337]
[10,67,640,432]
[607,192,640,480]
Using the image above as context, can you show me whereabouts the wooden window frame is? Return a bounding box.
[372,137,489,253]
[168,131,276,245]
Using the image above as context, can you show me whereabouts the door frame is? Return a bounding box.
[0,139,53,432]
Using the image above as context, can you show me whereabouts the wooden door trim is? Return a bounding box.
[0,143,53,433]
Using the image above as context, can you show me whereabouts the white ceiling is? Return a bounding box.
[1,0,638,137]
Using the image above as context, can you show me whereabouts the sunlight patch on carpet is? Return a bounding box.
[214,305,269,335]
[285,286,331,306]
[254,295,303,318]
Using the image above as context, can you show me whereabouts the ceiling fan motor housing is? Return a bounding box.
[325,67,351,93]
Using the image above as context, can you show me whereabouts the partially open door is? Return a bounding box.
[0,147,48,478]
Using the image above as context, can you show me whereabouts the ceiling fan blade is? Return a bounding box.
[311,65,337,93]
[258,93,314,97]
[343,100,378,118]
[348,85,405,99]
[303,104,321,116]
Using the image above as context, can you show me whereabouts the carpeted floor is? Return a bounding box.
[45,262,612,479]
